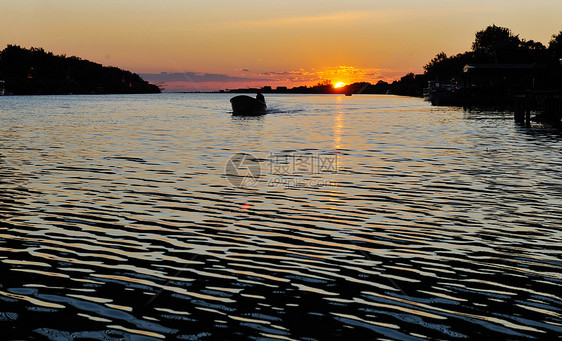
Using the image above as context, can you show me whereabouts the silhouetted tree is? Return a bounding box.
[0,45,160,95]
[424,51,473,80]
[310,80,333,93]
[518,39,547,63]
[424,52,448,74]
[472,25,521,63]
[422,25,560,84]
[548,31,562,61]
[388,73,427,97]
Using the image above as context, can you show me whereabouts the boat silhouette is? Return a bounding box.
[230,94,267,116]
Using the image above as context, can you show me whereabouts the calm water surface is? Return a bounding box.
[0,93,561,340]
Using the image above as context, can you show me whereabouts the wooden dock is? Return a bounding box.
[514,92,562,126]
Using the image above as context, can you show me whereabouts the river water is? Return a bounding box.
[0,93,561,340]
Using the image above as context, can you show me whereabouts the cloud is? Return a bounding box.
[139,72,261,84]
[140,66,406,91]
[236,10,374,28]
[257,66,387,83]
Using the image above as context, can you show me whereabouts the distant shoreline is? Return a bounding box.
[1,92,412,97]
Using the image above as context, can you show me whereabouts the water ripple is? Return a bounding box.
[0,94,561,339]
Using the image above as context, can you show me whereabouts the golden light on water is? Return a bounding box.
[334,113,343,150]
[334,96,344,150]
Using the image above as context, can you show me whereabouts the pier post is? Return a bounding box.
[525,98,531,127]
[544,96,562,123]
[514,95,525,123]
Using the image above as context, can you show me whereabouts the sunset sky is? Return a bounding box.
[2,1,562,91]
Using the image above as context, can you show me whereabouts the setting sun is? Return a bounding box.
[333,82,346,88]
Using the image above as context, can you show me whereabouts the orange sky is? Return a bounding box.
[2,1,562,91]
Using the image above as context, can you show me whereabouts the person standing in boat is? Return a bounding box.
[256,92,266,106]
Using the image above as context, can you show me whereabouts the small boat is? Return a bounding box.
[230,94,267,116]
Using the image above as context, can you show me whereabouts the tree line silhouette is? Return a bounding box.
[0,45,160,95]
[229,25,562,97]
[423,25,561,83]
[2,25,560,97]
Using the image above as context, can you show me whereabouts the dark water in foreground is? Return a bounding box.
[0,93,561,340]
